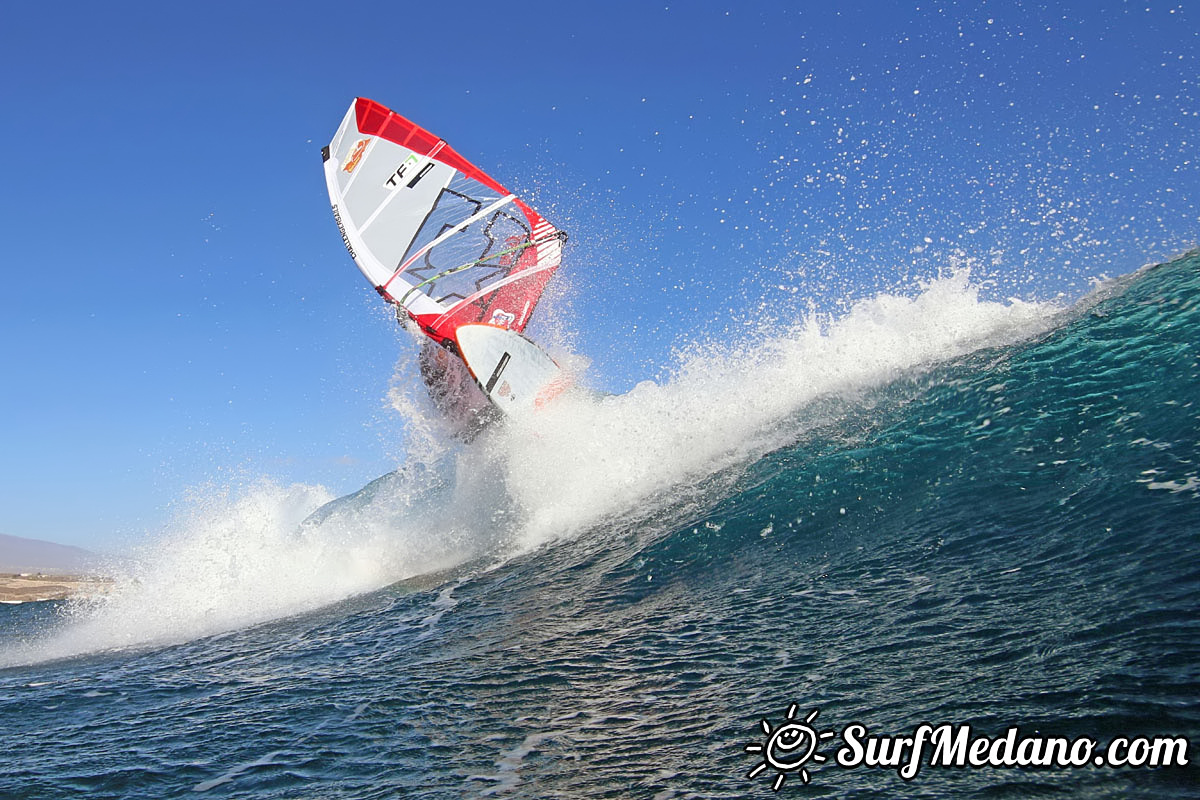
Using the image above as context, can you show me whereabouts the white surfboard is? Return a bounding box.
[455,324,570,414]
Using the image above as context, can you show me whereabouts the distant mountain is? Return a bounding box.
[0,533,95,575]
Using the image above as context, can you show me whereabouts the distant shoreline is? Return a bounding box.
[0,574,110,604]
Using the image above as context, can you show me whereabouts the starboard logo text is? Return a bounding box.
[743,705,1190,791]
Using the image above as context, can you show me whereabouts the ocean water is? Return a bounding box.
[1,251,1197,798]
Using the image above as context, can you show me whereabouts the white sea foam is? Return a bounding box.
[3,269,1058,664]
[2,473,485,665]
[496,269,1055,548]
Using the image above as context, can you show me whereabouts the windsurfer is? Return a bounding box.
[325,98,567,437]
[416,337,500,441]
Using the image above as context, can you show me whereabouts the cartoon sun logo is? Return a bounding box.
[744,705,836,791]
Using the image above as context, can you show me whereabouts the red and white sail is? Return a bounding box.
[323,98,565,348]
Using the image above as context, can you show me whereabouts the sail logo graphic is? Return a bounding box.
[489,309,516,328]
[342,138,369,174]
[744,706,835,791]
[385,153,435,189]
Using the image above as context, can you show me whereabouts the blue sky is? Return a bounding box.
[1,1,1195,549]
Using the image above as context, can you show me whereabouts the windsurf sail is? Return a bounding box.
[323,98,567,350]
